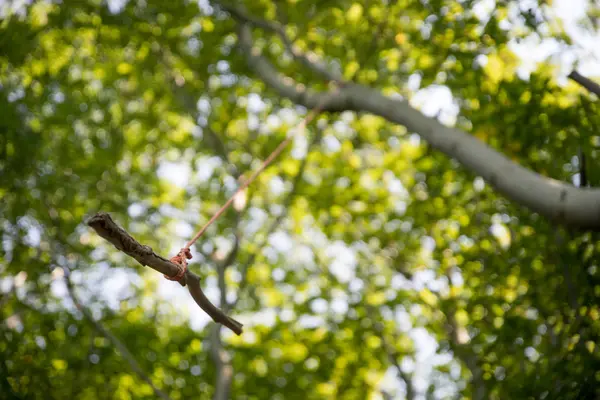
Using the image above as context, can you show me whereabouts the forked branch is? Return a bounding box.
[87,212,243,335]
[569,70,600,97]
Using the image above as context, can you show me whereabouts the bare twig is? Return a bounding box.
[87,212,243,335]
[87,213,184,280]
[569,70,600,97]
[63,270,173,400]
[371,317,416,400]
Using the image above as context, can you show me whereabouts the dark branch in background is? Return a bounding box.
[87,212,243,335]
[211,231,239,400]
[63,270,173,400]
[211,254,234,400]
[445,312,485,400]
[210,323,233,400]
[215,1,344,84]
[204,196,242,400]
[577,76,599,188]
[371,316,416,400]
[569,70,600,97]
[221,227,241,276]
[578,147,587,188]
[210,324,232,400]
[217,221,242,310]
[236,23,347,111]
[204,140,247,399]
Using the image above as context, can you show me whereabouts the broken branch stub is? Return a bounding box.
[87,212,243,335]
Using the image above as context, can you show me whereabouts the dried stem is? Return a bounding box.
[64,271,173,400]
[87,212,243,335]
[569,70,600,97]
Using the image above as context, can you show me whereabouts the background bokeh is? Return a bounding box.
[1,0,600,399]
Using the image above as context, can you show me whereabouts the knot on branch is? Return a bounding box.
[165,248,192,282]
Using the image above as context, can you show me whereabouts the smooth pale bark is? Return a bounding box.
[236,24,600,230]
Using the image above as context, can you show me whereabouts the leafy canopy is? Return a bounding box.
[1,1,600,399]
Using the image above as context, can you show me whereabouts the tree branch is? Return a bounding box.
[569,70,600,97]
[86,212,243,335]
[211,261,234,400]
[371,318,416,400]
[236,22,600,230]
[210,324,233,400]
[445,312,485,400]
[63,270,173,400]
[215,228,241,310]
[216,2,344,84]
[221,226,241,279]
[211,250,235,400]
[236,24,347,110]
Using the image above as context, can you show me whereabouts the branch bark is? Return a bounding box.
[569,70,600,97]
[445,312,485,400]
[64,271,173,400]
[211,252,234,400]
[235,23,600,230]
[216,2,344,84]
[210,225,240,400]
[87,212,243,335]
[371,318,416,400]
[210,324,233,400]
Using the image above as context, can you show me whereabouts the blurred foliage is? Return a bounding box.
[1,0,600,399]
